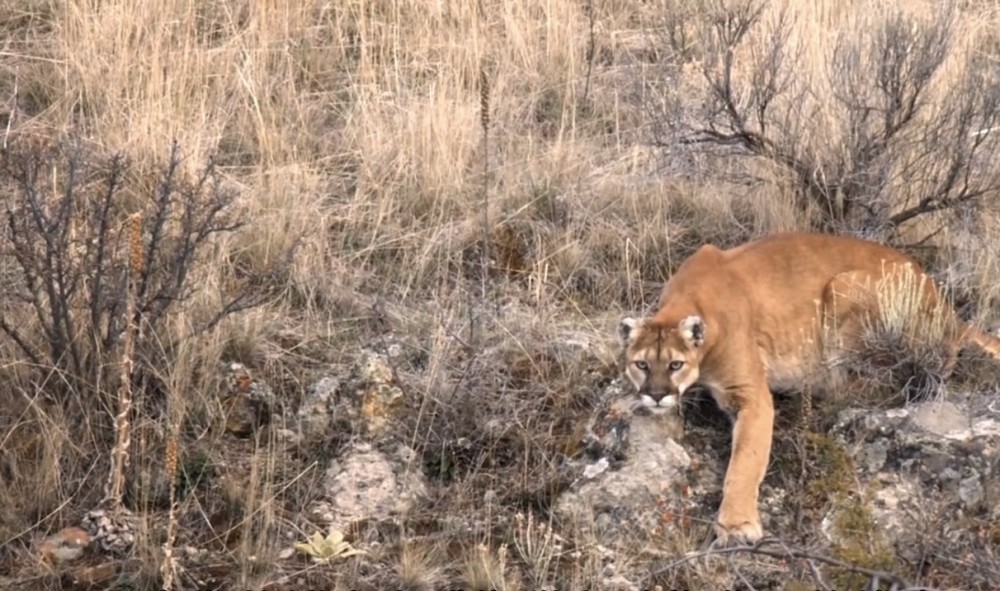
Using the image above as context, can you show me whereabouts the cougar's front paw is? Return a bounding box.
[714,511,763,546]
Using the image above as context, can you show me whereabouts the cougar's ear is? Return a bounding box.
[679,315,705,348]
[618,317,644,345]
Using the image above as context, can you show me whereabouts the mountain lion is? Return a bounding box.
[619,232,1000,544]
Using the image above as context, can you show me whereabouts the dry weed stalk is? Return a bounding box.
[3,64,17,150]
[160,430,179,590]
[103,212,143,509]
[582,0,597,104]
[479,62,493,307]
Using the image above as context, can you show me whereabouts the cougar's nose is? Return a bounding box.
[646,391,670,403]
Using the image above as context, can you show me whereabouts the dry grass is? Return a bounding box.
[1,0,999,589]
[395,541,446,591]
[834,262,966,404]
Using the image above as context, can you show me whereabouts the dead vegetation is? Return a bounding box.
[1,0,999,589]
[649,0,1000,242]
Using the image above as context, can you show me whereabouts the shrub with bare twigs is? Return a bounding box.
[0,139,273,401]
[647,0,1000,241]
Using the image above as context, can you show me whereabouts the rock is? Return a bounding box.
[558,376,1000,555]
[218,362,275,437]
[582,457,610,479]
[825,392,999,557]
[351,350,404,436]
[359,382,404,435]
[354,349,394,385]
[297,346,427,530]
[958,471,984,509]
[299,349,406,441]
[82,507,138,556]
[297,377,340,440]
[555,390,692,541]
[311,443,427,529]
[860,437,889,472]
[908,400,966,436]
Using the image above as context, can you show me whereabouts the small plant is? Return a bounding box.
[463,542,510,591]
[830,493,897,590]
[803,431,857,509]
[512,511,560,587]
[396,542,445,591]
[293,528,366,563]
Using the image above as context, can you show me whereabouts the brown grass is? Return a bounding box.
[1,0,999,589]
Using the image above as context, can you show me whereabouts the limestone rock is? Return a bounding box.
[555,388,692,541]
[310,443,427,529]
[297,376,341,440]
[300,349,406,442]
[826,394,1000,556]
[351,349,404,436]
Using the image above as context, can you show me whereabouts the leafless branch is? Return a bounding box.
[649,537,936,591]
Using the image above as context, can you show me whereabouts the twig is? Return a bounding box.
[3,65,17,149]
[649,537,935,591]
[582,0,597,105]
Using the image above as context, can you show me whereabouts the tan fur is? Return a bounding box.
[618,232,1000,544]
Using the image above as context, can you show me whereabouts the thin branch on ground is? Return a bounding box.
[649,537,938,591]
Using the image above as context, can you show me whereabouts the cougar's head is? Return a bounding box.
[618,315,705,413]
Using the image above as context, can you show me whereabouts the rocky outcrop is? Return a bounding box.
[555,397,690,539]
[300,348,426,530]
[309,442,426,529]
[553,376,1000,588]
[825,394,1000,554]
[296,348,405,442]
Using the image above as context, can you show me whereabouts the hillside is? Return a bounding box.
[1,1,1000,589]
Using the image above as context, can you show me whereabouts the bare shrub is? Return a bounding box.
[647,0,1000,240]
[0,138,273,400]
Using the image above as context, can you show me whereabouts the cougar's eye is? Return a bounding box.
[668,360,684,371]
[634,360,649,372]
